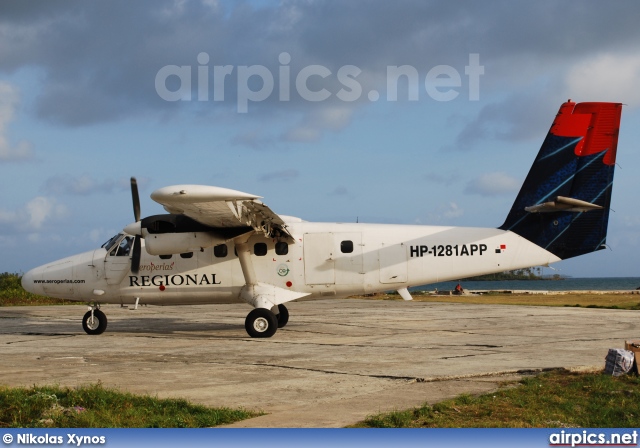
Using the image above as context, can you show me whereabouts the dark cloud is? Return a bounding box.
[1,0,639,128]
[328,186,349,196]
[0,81,34,162]
[454,92,560,148]
[258,169,299,182]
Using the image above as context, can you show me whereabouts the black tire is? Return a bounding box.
[276,304,289,328]
[245,308,278,338]
[82,309,108,335]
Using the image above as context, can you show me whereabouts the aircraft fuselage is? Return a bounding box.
[23,221,558,306]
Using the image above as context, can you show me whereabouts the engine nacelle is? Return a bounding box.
[142,231,225,255]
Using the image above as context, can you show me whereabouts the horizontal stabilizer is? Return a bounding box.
[524,196,603,213]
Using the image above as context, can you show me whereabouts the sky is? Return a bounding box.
[1,0,639,278]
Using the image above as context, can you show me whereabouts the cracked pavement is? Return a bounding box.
[0,299,636,427]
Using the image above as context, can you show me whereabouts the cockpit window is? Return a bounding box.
[108,236,134,257]
[102,233,123,251]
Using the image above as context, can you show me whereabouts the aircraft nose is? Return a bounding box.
[21,267,43,295]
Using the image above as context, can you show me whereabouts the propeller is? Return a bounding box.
[128,177,142,274]
[131,177,140,223]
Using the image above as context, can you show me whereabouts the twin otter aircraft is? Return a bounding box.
[22,101,622,338]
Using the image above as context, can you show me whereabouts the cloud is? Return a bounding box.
[454,92,559,149]
[464,172,520,196]
[417,201,464,225]
[42,175,117,195]
[441,202,464,219]
[0,196,68,232]
[3,1,640,130]
[258,169,299,182]
[88,227,120,244]
[328,186,349,196]
[230,129,275,149]
[565,53,640,107]
[40,175,145,196]
[424,172,457,186]
[0,82,34,162]
[281,106,354,143]
[25,197,62,229]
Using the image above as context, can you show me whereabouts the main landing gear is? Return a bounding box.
[82,306,108,335]
[244,304,289,338]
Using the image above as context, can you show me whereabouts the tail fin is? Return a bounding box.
[499,100,622,260]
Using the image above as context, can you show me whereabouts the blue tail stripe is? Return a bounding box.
[535,153,603,205]
[537,137,583,162]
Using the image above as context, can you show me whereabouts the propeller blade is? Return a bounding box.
[131,177,141,223]
[131,236,142,274]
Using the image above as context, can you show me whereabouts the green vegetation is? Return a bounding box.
[354,370,640,428]
[463,267,562,281]
[0,383,260,428]
[355,292,640,310]
[0,272,70,306]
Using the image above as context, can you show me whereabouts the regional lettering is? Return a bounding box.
[409,244,487,257]
[129,273,221,287]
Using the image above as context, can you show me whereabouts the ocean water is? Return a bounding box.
[411,277,640,292]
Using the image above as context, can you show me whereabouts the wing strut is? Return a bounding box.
[233,234,310,309]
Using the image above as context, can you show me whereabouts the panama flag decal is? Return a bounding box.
[495,244,507,254]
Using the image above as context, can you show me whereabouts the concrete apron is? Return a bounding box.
[0,299,634,427]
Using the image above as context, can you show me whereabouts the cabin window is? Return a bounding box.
[159,254,172,260]
[180,252,193,259]
[275,242,289,255]
[340,240,353,253]
[254,242,267,256]
[214,244,228,258]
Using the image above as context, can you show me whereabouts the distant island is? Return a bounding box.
[463,268,566,281]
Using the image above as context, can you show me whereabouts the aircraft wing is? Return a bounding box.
[150,185,293,239]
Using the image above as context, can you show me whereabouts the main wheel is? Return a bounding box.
[276,304,289,328]
[82,309,108,335]
[245,308,278,338]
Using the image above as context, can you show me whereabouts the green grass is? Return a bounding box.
[0,273,72,306]
[353,370,640,428]
[352,292,640,310]
[0,383,261,428]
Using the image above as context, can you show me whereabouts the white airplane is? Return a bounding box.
[22,100,622,338]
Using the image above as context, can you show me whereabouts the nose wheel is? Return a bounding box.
[82,308,108,335]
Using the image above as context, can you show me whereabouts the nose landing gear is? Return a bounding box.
[82,306,108,335]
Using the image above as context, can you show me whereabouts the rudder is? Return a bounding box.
[499,100,622,260]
